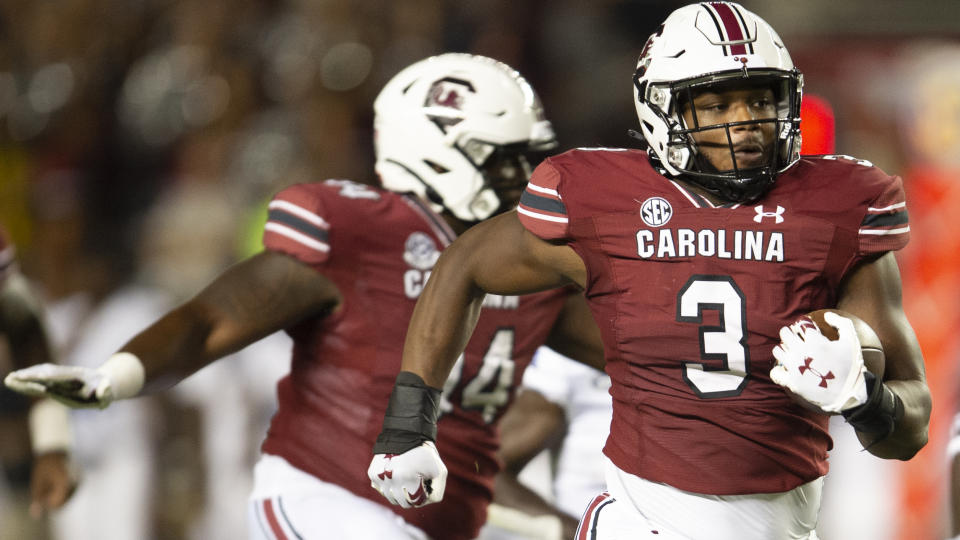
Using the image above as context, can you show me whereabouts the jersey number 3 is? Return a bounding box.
[676,275,751,398]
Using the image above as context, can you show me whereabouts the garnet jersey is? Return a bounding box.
[260,180,570,540]
[517,150,909,495]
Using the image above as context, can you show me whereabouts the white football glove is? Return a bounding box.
[4,353,145,410]
[367,441,447,509]
[770,311,869,414]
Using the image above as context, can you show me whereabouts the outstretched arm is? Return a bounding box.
[836,252,930,459]
[402,210,586,387]
[6,250,340,404]
[126,250,340,393]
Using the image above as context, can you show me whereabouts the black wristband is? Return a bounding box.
[372,371,442,455]
[842,371,904,439]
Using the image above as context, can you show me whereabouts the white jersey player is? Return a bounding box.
[524,347,611,517]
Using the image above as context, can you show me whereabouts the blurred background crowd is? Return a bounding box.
[0,0,957,539]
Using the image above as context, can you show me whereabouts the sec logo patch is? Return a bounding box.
[640,197,672,227]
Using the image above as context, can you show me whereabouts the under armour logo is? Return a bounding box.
[405,482,428,506]
[377,455,395,480]
[798,357,835,388]
[753,205,785,224]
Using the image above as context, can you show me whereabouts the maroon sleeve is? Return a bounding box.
[856,172,910,256]
[263,184,333,266]
[517,160,570,241]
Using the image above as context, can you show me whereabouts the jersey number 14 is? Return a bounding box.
[438,328,516,424]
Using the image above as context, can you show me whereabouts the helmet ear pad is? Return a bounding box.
[633,2,803,202]
[373,53,556,222]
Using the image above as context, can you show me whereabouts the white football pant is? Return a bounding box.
[576,457,822,540]
[247,454,429,540]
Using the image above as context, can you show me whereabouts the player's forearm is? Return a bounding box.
[119,301,222,393]
[857,378,930,459]
[124,251,339,394]
[861,317,929,459]
[401,213,581,387]
[401,243,485,388]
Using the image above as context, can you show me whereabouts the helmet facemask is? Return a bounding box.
[645,70,802,202]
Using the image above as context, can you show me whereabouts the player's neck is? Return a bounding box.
[674,178,731,207]
[441,213,470,236]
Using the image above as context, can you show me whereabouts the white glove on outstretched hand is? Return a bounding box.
[4,353,145,410]
[770,312,869,414]
[368,441,447,509]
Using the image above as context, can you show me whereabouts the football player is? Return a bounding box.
[4,54,602,540]
[0,227,76,519]
[367,3,931,539]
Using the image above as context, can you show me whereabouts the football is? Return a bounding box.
[805,309,885,382]
[776,309,886,414]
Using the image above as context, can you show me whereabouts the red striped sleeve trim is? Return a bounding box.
[858,176,910,252]
[858,227,910,237]
[517,198,568,241]
[517,163,569,240]
[263,197,332,263]
[859,206,909,253]
[859,201,910,237]
[264,223,331,253]
[518,183,566,219]
[268,199,330,229]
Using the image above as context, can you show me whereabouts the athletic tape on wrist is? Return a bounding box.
[842,371,904,438]
[97,352,145,400]
[373,371,441,454]
[28,398,72,454]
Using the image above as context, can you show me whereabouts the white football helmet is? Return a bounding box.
[634,2,802,202]
[374,53,556,222]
